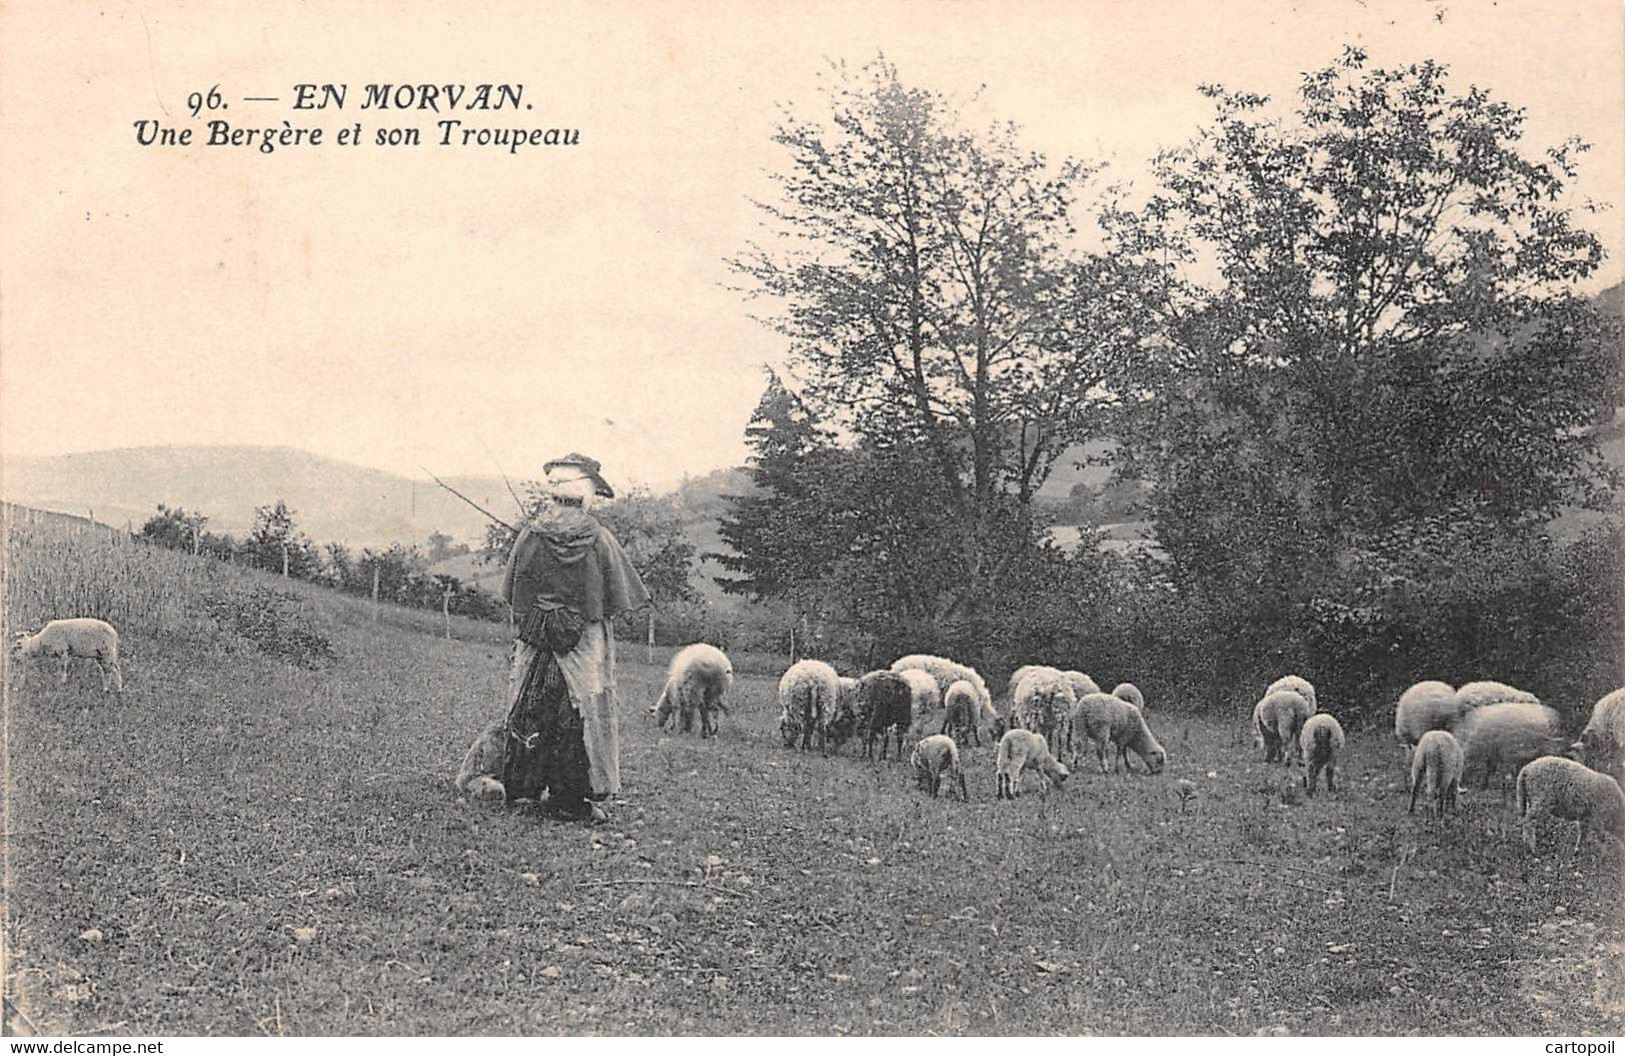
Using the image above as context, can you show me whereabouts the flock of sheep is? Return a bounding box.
[651,640,1625,854]
[13,614,1625,855]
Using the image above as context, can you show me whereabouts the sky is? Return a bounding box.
[2,0,1622,492]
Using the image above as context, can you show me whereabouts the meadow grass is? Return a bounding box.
[2,519,1622,1035]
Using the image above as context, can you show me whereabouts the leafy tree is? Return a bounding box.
[139,504,210,552]
[731,57,1132,620]
[425,530,469,564]
[244,499,321,580]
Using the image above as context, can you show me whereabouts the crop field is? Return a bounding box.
[3,519,1623,1036]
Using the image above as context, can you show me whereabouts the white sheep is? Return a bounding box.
[1299,713,1345,796]
[778,659,842,753]
[1572,687,1625,782]
[994,728,1069,799]
[650,643,733,737]
[455,719,508,798]
[12,618,123,692]
[1454,680,1540,712]
[910,734,968,801]
[1454,701,1564,791]
[1072,691,1167,774]
[892,654,992,717]
[1393,680,1459,749]
[1253,689,1312,765]
[1408,729,1464,821]
[896,668,943,731]
[1062,670,1102,700]
[1011,668,1077,758]
[831,676,861,748]
[1009,664,1099,705]
[940,679,982,744]
[1266,674,1317,714]
[1516,755,1625,853]
[1111,682,1145,711]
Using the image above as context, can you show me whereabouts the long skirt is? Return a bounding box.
[502,644,594,814]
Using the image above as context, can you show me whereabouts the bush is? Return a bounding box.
[200,584,338,670]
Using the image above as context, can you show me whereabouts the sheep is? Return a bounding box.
[1071,691,1167,774]
[896,668,943,732]
[1111,682,1145,711]
[12,618,123,692]
[1393,680,1459,749]
[1454,701,1564,792]
[455,719,508,798]
[1266,674,1317,714]
[940,679,983,744]
[910,734,969,801]
[828,676,861,749]
[1299,713,1345,796]
[1571,687,1625,782]
[1516,756,1625,853]
[1009,664,1098,704]
[856,670,915,762]
[1062,671,1102,700]
[1454,680,1540,712]
[994,729,1069,799]
[1408,729,1465,821]
[892,654,993,718]
[778,659,842,753]
[649,643,733,737]
[1011,668,1077,757]
[1253,689,1312,765]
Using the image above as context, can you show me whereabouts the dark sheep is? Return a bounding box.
[857,670,915,762]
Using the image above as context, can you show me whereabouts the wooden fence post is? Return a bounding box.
[442,582,453,640]
[371,566,381,622]
[281,545,289,578]
[646,610,654,664]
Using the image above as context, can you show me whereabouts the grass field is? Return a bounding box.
[3,518,1622,1036]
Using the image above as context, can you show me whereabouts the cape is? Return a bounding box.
[499,504,651,622]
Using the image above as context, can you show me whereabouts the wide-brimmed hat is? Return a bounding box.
[543,452,615,499]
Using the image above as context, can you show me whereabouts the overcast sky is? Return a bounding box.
[3,0,1621,492]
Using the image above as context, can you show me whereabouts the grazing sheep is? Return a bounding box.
[778,659,842,753]
[1267,674,1317,714]
[994,729,1069,799]
[910,734,969,801]
[1571,687,1625,782]
[455,719,508,798]
[828,676,861,749]
[650,643,733,737]
[940,679,983,744]
[1454,680,1540,712]
[1012,668,1078,757]
[1111,682,1145,711]
[1009,664,1098,704]
[12,618,123,692]
[1072,691,1167,774]
[896,668,943,731]
[856,670,915,762]
[1062,670,1102,700]
[1516,756,1625,853]
[1254,690,1313,765]
[1455,701,1564,791]
[1393,680,1459,749]
[1299,713,1345,795]
[891,654,993,717]
[1408,729,1465,820]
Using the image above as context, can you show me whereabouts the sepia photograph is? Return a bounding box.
[2,0,1622,1039]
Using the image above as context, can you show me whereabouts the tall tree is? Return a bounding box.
[1103,47,1618,599]
[731,57,1131,618]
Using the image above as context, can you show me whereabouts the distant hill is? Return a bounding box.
[0,445,513,549]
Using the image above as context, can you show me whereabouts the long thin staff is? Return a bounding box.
[475,430,527,516]
[419,465,515,533]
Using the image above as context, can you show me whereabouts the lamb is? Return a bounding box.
[1408,729,1465,820]
[892,654,993,718]
[994,728,1069,799]
[1299,713,1345,795]
[1454,701,1564,791]
[778,659,842,753]
[854,670,915,762]
[1253,689,1312,765]
[1072,691,1167,774]
[1011,667,1078,756]
[649,643,733,737]
[1393,680,1459,749]
[1266,674,1317,714]
[454,719,508,798]
[1111,682,1145,711]
[1515,756,1625,853]
[1571,687,1625,782]
[12,618,123,692]
[910,734,969,801]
